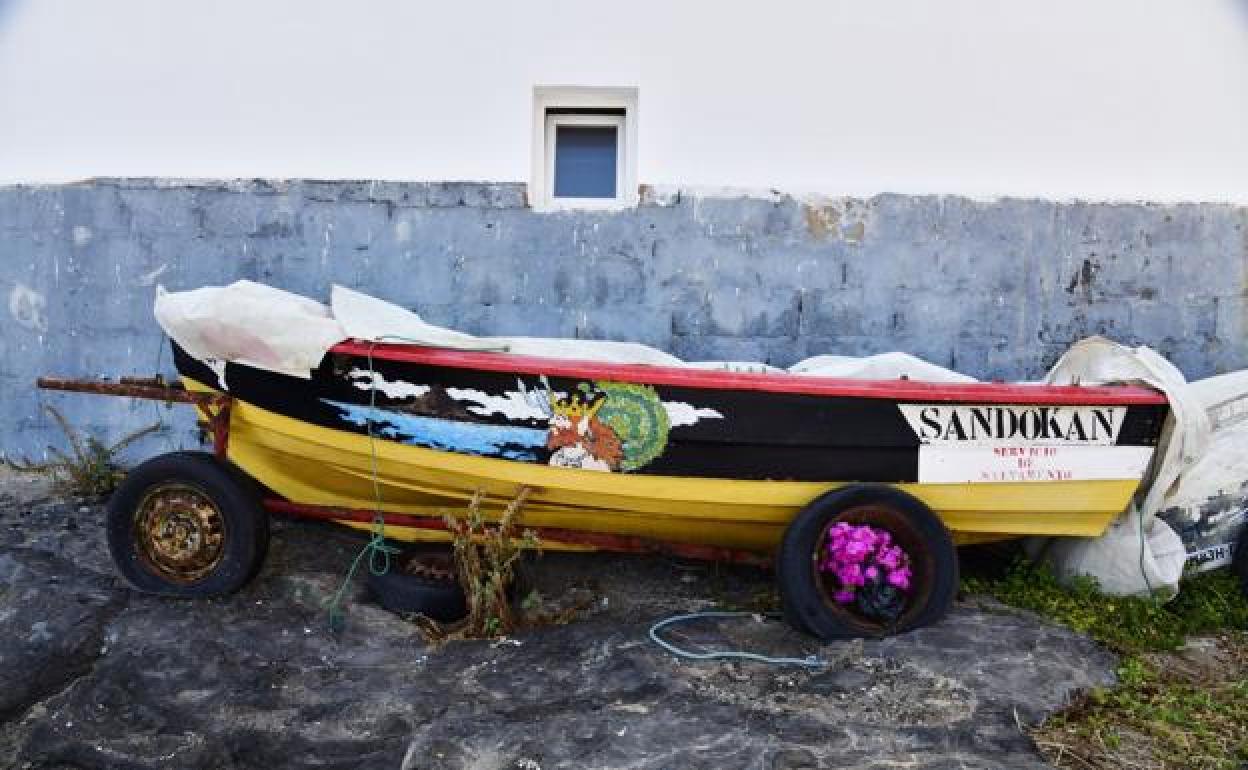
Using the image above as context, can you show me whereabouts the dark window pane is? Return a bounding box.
[553,125,617,198]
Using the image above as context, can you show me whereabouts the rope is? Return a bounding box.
[324,332,488,631]
[325,342,399,632]
[648,611,828,668]
[325,521,398,632]
[1137,502,1156,598]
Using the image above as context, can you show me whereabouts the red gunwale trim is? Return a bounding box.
[330,341,1169,406]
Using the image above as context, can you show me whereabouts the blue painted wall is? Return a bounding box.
[2,179,1244,460]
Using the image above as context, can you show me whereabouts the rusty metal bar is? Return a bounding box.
[208,400,232,460]
[262,498,772,567]
[37,375,234,458]
[37,376,212,405]
[119,375,169,388]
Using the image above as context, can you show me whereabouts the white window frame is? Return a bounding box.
[531,86,638,211]
[544,113,626,210]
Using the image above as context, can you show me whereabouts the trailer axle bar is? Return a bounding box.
[262,498,772,567]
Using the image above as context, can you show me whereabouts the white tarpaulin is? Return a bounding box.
[332,285,691,367]
[155,281,972,379]
[1026,337,1212,597]
[790,352,977,383]
[330,285,498,353]
[158,282,693,375]
[153,282,346,382]
[153,282,1244,598]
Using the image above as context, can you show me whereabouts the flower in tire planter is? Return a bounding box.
[781,486,957,639]
[818,522,913,623]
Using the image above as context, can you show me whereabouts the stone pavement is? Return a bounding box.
[0,472,1115,769]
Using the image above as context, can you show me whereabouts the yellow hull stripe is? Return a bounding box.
[187,379,1142,551]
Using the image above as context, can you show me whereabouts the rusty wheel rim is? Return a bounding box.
[133,483,226,583]
[810,504,935,634]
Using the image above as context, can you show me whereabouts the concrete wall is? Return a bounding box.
[2,179,1245,459]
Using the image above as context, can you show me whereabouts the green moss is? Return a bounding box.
[962,557,1248,654]
[964,555,1248,769]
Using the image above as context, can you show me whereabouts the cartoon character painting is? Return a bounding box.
[546,385,624,471]
[540,381,672,472]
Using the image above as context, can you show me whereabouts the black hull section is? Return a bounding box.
[173,343,1168,484]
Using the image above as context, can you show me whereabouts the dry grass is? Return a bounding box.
[407,487,598,642]
[446,487,539,638]
[2,405,158,499]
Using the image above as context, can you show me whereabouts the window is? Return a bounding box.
[532,86,638,210]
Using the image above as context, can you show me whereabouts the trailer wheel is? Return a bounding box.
[778,484,958,639]
[1234,523,1248,598]
[106,451,268,597]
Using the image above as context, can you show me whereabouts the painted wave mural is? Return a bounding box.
[321,399,547,461]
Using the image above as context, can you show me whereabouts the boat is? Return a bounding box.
[38,285,1171,638]
[171,341,1168,550]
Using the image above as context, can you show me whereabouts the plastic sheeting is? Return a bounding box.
[791,353,977,383]
[153,282,346,382]
[156,282,702,374]
[331,285,498,353]
[1026,337,1212,597]
[334,285,699,368]
[1044,338,1211,526]
[154,281,971,379]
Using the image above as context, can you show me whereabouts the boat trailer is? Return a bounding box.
[35,375,772,567]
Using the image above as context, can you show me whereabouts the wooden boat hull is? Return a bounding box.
[175,341,1169,550]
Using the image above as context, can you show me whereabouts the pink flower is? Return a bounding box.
[851,528,876,546]
[839,563,865,587]
[887,566,912,591]
[877,546,902,570]
[818,523,915,598]
[844,540,870,560]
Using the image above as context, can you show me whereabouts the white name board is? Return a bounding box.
[914,444,1154,484]
[899,403,1150,484]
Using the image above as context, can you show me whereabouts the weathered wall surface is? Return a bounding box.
[2,179,1245,459]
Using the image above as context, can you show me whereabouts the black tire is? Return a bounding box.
[776,542,810,634]
[106,451,268,597]
[1234,522,1248,599]
[367,549,467,622]
[509,549,540,604]
[778,484,958,640]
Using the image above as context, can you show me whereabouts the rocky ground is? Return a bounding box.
[0,469,1118,769]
